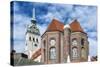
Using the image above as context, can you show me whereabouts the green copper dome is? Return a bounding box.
[26,19,40,35]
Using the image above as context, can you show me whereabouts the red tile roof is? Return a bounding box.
[46,19,64,32]
[31,48,41,60]
[42,19,85,36]
[70,19,84,33]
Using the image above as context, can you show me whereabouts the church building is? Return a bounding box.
[24,8,89,64]
[41,19,89,64]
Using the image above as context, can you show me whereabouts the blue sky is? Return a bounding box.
[11,1,97,57]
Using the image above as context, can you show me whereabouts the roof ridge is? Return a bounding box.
[46,19,64,32]
[53,19,60,30]
[70,19,84,32]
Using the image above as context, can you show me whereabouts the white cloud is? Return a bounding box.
[14,41,25,53]
[37,4,73,23]
[14,14,31,26]
[72,6,97,32]
[13,2,20,13]
[13,26,25,40]
[88,38,97,56]
[80,14,97,32]
[13,14,31,52]
[13,14,31,40]
[38,12,53,23]
[87,32,97,39]
[37,24,47,35]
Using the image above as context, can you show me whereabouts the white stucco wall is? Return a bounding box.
[25,32,41,59]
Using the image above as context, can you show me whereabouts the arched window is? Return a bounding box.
[43,40,46,61]
[34,44,37,47]
[72,47,78,58]
[33,37,35,42]
[36,38,38,43]
[29,37,31,41]
[81,38,84,46]
[49,47,56,60]
[81,47,86,58]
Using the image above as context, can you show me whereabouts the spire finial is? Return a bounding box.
[32,8,36,20]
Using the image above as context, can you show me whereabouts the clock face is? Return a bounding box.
[50,39,56,46]
[72,40,77,46]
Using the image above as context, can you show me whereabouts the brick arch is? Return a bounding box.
[72,38,77,41]
[81,47,86,58]
[49,47,56,60]
[72,47,78,59]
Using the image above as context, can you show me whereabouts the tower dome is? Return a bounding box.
[26,20,40,35]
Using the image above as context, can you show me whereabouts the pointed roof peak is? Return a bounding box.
[51,18,58,24]
[46,18,64,32]
[74,19,78,22]
[71,19,79,23]
[52,18,57,20]
[70,19,84,33]
[52,18,62,23]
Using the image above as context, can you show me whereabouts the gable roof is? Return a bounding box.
[31,48,41,60]
[69,19,84,33]
[46,19,64,32]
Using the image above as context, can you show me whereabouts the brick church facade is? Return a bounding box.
[41,19,89,64]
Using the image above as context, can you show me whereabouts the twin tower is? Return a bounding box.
[41,19,89,64]
[24,9,89,64]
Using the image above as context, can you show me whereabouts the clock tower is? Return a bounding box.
[24,8,41,59]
